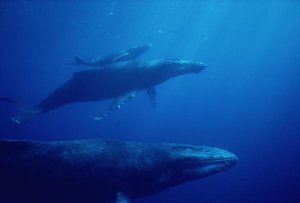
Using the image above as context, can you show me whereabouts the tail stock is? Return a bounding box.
[0,97,41,124]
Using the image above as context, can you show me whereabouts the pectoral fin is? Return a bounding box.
[146,87,156,108]
[112,52,130,62]
[94,92,136,120]
[116,192,133,203]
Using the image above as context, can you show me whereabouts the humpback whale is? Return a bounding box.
[71,44,151,67]
[0,139,238,203]
[2,58,206,123]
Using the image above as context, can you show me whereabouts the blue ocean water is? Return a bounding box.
[0,0,299,202]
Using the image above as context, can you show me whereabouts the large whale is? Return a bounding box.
[2,58,206,123]
[71,44,151,67]
[0,139,238,203]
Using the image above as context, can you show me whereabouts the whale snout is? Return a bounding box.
[192,62,206,73]
[169,146,238,180]
[179,61,206,73]
[211,148,238,169]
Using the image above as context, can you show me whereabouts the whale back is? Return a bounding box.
[0,140,168,203]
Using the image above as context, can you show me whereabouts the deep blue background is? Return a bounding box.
[1,1,300,202]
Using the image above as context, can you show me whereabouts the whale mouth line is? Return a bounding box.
[176,61,206,73]
[196,158,237,163]
[176,157,238,163]
[167,157,237,182]
[177,61,204,66]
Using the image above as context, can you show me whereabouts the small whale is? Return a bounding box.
[0,139,238,203]
[71,44,151,67]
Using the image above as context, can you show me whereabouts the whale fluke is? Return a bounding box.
[12,107,42,123]
[0,97,42,123]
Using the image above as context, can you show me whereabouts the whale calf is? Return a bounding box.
[71,44,151,67]
[0,139,238,203]
[1,58,206,123]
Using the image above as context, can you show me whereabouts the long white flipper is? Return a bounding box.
[94,91,136,121]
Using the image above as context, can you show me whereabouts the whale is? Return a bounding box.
[1,58,206,123]
[0,139,238,203]
[71,44,151,67]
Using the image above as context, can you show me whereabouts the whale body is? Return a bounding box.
[71,44,151,67]
[6,59,206,123]
[0,139,237,203]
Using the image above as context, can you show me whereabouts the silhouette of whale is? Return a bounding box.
[71,44,151,67]
[1,58,206,123]
[0,139,238,203]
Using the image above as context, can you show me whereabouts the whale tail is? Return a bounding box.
[12,107,42,124]
[0,97,41,124]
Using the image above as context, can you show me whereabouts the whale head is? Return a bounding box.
[155,145,238,188]
[159,58,206,73]
[143,59,206,87]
